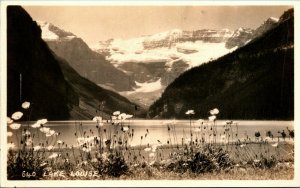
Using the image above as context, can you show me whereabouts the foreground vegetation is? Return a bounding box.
[7,103,294,180]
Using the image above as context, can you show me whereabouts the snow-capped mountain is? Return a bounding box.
[91,17,279,107]
[37,21,136,92]
[37,21,77,41]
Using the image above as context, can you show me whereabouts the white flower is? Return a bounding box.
[8,143,15,150]
[253,159,260,163]
[25,138,33,146]
[47,145,54,151]
[37,119,48,125]
[240,144,246,148]
[77,137,85,146]
[40,127,50,133]
[7,132,13,137]
[7,117,13,124]
[208,115,216,121]
[48,153,58,159]
[271,142,278,147]
[149,152,156,158]
[11,111,23,120]
[83,147,91,152]
[152,145,158,152]
[122,126,129,132]
[118,113,127,120]
[23,130,31,136]
[91,158,98,163]
[144,147,151,152]
[45,130,56,137]
[57,140,63,144]
[92,116,102,122]
[9,123,21,130]
[22,101,30,109]
[185,110,195,115]
[125,114,133,119]
[31,123,40,128]
[113,111,120,116]
[33,145,41,151]
[209,108,219,115]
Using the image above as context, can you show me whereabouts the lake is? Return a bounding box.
[8,120,294,148]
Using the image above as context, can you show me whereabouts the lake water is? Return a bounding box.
[8,120,294,148]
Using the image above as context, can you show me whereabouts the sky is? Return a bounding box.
[24,6,292,46]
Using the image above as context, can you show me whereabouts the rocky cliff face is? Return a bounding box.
[7,6,78,120]
[38,22,136,92]
[7,6,144,120]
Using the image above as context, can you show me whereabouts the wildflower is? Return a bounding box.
[57,140,63,144]
[7,132,13,137]
[152,145,158,152]
[240,144,246,148]
[149,152,155,158]
[7,117,13,124]
[208,115,216,121]
[77,137,85,146]
[11,111,23,120]
[48,153,58,159]
[92,116,102,122]
[253,159,260,163]
[23,130,31,136]
[118,113,127,120]
[37,119,48,125]
[45,130,56,137]
[47,145,54,151]
[31,123,41,128]
[25,138,33,146]
[40,127,50,133]
[271,142,278,147]
[122,126,129,132]
[33,145,41,151]
[209,108,219,115]
[113,111,120,116]
[185,110,195,115]
[264,136,272,142]
[144,147,151,152]
[7,142,15,150]
[9,123,21,130]
[21,101,30,109]
[91,158,98,163]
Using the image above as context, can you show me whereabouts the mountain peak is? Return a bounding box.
[37,21,77,41]
[267,17,279,23]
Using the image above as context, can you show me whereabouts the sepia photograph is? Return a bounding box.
[1,0,299,187]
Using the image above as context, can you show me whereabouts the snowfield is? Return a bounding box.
[105,39,236,69]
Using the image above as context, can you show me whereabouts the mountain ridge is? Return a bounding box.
[147,8,294,120]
